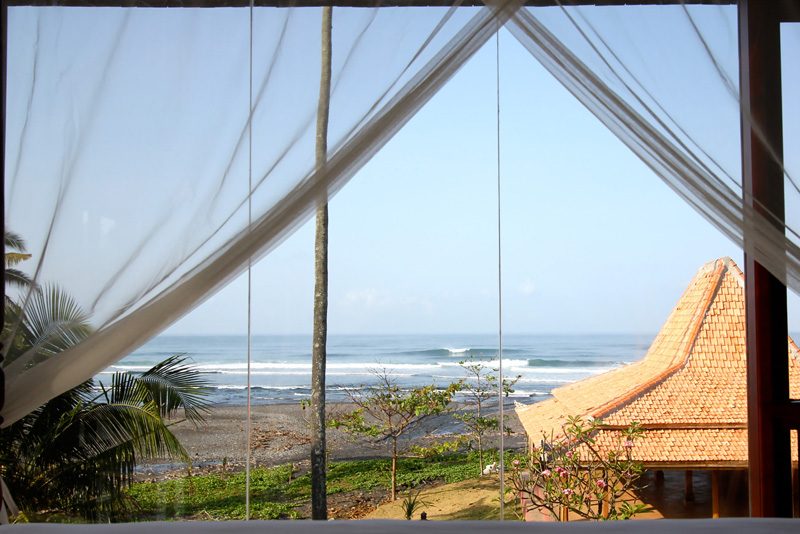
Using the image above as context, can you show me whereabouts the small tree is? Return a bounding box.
[455,357,520,475]
[329,370,460,500]
[509,416,649,521]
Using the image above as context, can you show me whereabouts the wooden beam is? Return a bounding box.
[601,422,747,430]
[739,0,793,519]
[712,471,720,519]
[1,0,7,431]
[793,454,799,518]
[792,429,800,517]
[778,0,800,23]
[559,503,569,522]
[3,0,738,7]
[774,400,800,428]
[641,462,748,470]
[685,470,695,503]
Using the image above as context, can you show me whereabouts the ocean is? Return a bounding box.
[103,334,653,406]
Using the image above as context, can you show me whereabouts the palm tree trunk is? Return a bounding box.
[310,5,332,521]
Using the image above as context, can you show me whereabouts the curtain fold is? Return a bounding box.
[2,1,521,427]
[4,1,798,428]
[502,2,800,294]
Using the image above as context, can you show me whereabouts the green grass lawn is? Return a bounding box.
[125,453,484,520]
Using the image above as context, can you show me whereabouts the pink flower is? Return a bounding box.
[565,451,574,459]
[562,489,573,496]
[512,459,521,467]
[624,440,635,449]
[596,480,607,490]
[541,469,551,478]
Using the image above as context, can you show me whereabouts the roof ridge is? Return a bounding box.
[589,259,728,419]
[721,257,800,358]
[548,261,720,404]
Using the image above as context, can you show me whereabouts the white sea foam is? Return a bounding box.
[112,360,509,373]
[437,359,528,368]
[508,365,615,376]
[211,371,413,378]
[515,377,574,384]
[216,385,310,390]
[105,335,644,405]
[507,389,547,397]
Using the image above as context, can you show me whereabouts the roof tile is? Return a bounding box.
[516,257,800,465]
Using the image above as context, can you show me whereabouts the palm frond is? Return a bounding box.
[136,354,212,424]
[0,268,213,520]
[5,231,27,253]
[17,284,92,365]
[5,267,34,290]
[78,401,189,462]
[108,370,150,406]
[1,378,190,520]
[5,253,32,268]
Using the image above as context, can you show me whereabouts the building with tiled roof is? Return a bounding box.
[516,257,800,469]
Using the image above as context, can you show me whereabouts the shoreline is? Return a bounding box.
[139,401,527,479]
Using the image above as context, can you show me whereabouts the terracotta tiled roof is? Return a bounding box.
[516,257,800,467]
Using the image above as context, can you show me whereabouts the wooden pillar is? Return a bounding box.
[655,470,665,488]
[559,504,569,522]
[792,462,799,518]
[712,471,720,519]
[738,0,793,518]
[685,470,695,503]
[1,0,7,432]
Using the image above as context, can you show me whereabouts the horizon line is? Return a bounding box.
[159,331,661,337]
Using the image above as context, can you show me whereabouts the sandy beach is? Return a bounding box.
[140,402,526,478]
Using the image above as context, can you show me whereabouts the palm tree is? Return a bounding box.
[3,230,40,369]
[310,5,332,521]
[0,352,210,520]
[4,231,33,293]
[3,284,91,369]
[1,237,211,520]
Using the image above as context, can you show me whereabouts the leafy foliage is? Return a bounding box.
[3,284,92,368]
[329,369,461,500]
[0,356,210,520]
[4,231,33,293]
[135,354,212,424]
[508,416,649,521]
[0,234,211,520]
[126,465,301,520]
[400,489,430,520]
[126,454,482,520]
[455,357,520,474]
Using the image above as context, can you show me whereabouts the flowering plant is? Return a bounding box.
[509,416,649,521]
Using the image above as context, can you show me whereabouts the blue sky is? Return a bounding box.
[166,20,800,336]
[6,7,798,337]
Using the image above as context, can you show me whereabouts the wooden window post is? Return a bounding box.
[712,471,720,519]
[739,0,795,518]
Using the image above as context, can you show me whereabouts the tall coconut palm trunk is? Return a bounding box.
[310,5,332,521]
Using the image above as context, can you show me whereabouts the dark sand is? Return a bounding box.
[140,402,526,478]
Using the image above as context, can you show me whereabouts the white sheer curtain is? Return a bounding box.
[2,1,521,426]
[502,1,800,294]
[4,1,799,427]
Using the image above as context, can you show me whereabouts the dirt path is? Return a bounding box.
[363,477,517,521]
